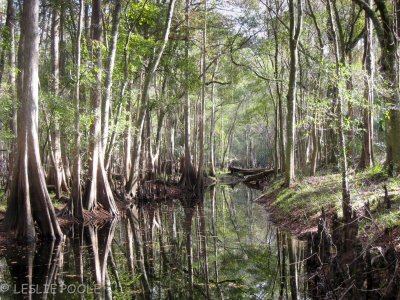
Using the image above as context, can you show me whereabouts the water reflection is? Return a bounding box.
[0,184,307,299]
[4,241,61,299]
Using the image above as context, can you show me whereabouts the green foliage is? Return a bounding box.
[0,190,6,213]
[376,211,400,229]
[111,271,142,299]
[128,0,162,28]
[266,166,400,233]
[359,164,387,182]
[0,83,16,142]
[126,33,156,71]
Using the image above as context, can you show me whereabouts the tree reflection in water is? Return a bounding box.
[0,184,308,299]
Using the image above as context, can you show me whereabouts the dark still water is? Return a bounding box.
[0,184,307,299]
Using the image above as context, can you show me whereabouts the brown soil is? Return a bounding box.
[255,189,322,239]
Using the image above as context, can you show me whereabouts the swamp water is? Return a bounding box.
[0,184,308,299]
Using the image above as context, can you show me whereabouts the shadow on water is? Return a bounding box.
[0,184,309,299]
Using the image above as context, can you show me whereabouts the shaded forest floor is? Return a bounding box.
[256,165,400,248]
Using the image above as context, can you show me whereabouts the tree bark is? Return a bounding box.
[272,20,285,173]
[5,0,17,195]
[360,0,375,169]
[307,0,323,176]
[209,59,218,177]
[285,0,302,187]
[71,0,85,219]
[102,0,122,152]
[354,0,400,175]
[48,5,69,199]
[197,0,207,189]
[84,0,118,215]
[105,31,131,171]
[126,0,177,195]
[4,0,62,242]
[181,0,197,188]
[327,0,352,222]
[310,115,318,176]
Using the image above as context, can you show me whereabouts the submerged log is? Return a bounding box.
[242,169,275,183]
[228,166,271,176]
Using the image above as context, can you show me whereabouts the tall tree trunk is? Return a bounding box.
[105,32,131,171]
[124,76,140,183]
[126,0,177,195]
[5,0,17,195]
[4,0,62,242]
[180,0,197,188]
[104,85,125,171]
[150,109,166,176]
[272,21,285,173]
[61,145,71,186]
[58,3,71,186]
[310,115,318,176]
[274,99,280,175]
[328,0,352,222]
[59,3,66,82]
[285,0,302,187]
[71,0,85,219]
[354,0,399,175]
[48,5,69,199]
[197,0,207,188]
[144,109,152,180]
[360,0,375,169]
[84,0,118,215]
[209,59,218,177]
[307,0,323,176]
[267,81,280,174]
[84,3,91,43]
[102,0,122,152]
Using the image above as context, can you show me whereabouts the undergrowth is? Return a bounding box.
[265,164,400,230]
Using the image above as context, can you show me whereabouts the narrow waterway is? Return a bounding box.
[0,184,308,299]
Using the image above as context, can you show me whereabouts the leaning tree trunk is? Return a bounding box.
[84,0,118,215]
[4,0,62,242]
[126,0,177,196]
[105,31,131,172]
[101,0,122,152]
[147,108,165,179]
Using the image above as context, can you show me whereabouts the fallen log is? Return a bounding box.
[229,166,268,176]
[242,169,274,183]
